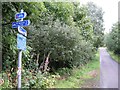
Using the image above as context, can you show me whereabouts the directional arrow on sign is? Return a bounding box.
[12,20,30,28]
[18,26,27,36]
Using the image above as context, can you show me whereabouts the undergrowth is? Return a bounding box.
[53,51,100,88]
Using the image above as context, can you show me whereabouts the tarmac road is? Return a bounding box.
[99,47,119,88]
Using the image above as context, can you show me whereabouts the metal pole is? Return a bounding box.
[18,50,22,89]
[17,9,24,89]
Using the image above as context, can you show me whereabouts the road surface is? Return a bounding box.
[100,47,119,88]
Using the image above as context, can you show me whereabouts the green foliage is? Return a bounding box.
[21,70,56,89]
[86,2,105,48]
[2,2,97,71]
[1,70,57,89]
[29,18,95,70]
[56,68,72,76]
[105,22,120,55]
[73,4,94,41]
[2,34,17,70]
[44,2,74,25]
[2,2,103,88]
[107,50,120,63]
[0,72,10,88]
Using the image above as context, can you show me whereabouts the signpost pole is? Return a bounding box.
[18,50,22,89]
[17,9,23,89]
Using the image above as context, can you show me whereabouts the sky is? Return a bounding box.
[80,0,119,33]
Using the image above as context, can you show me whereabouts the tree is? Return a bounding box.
[43,2,74,26]
[86,2,105,48]
[105,22,120,55]
[69,3,95,52]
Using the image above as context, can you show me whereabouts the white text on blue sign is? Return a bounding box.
[12,20,30,28]
[15,12,27,20]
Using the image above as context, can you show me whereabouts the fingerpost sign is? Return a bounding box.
[12,9,30,89]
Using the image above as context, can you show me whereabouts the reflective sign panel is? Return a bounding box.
[15,12,27,20]
[18,26,27,36]
[12,20,30,28]
[17,33,26,50]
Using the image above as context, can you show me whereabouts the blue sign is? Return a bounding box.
[15,12,27,20]
[17,33,26,50]
[18,26,27,36]
[12,20,30,28]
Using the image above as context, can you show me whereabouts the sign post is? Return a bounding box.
[17,9,23,89]
[18,50,22,88]
[12,9,30,89]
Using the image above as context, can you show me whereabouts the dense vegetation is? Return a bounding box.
[1,2,104,88]
[86,2,104,48]
[104,22,120,63]
[104,22,120,55]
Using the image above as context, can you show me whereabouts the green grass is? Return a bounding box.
[107,50,120,63]
[53,51,100,88]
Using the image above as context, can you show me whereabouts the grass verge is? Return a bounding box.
[53,51,100,88]
[107,50,120,64]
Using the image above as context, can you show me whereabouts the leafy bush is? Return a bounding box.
[0,72,11,88]
[1,70,58,89]
[22,70,57,89]
[105,22,120,55]
[56,68,72,76]
[29,19,95,70]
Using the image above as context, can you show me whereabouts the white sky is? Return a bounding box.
[80,0,119,33]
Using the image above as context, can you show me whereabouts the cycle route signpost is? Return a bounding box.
[12,9,30,89]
